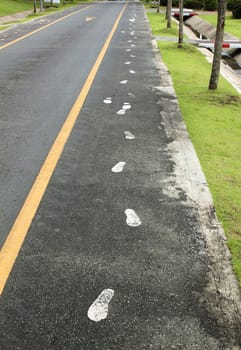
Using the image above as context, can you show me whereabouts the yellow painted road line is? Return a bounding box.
[0,5,92,51]
[0,3,127,295]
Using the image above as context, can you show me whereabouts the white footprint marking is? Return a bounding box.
[126,48,131,52]
[130,55,136,58]
[120,80,128,84]
[117,109,126,115]
[128,40,133,43]
[122,102,131,110]
[111,162,126,173]
[125,209,141,227]
[131,44,135,47]
[87,289,114,322]
[124,131,135,140]
[129,70,136,74]
[128,92,136,98]
[125,61,131,65]
[103,97,112,104]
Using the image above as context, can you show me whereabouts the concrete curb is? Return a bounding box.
[150,29,241,349]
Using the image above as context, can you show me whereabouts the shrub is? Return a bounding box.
[227,0,235,11]
[203,0,217,11]
[160,0,202,8]
[232,0,241,18]
[159,0,180,6]
[184,0,203,9]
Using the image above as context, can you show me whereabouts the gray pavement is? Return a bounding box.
[0,2,240,349]
[0,10,33,25]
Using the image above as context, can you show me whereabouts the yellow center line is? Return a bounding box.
[0,5,93,50]
[0,3,127,296]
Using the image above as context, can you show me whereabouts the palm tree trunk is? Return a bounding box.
[33,0,37,13]
[209,0,226,89]
[178,0,184,47]
[167,0,172,28]
[157,0,160,13]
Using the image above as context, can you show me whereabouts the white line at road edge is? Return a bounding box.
[88,289,114,322]
[125,209,141,227]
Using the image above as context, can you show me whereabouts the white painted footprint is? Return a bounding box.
[125,209,141,227]
[103,97,112,104]
[120,80,128,85]
[125,61,131,65]
[87,289,114,322]
[117,103,131,114]
[126,49,131,52]
[122,102,131,110]
[116,109,126,115]
[128,92,136,98]
[129,70,136,74]
[111,162,126,173]
[124,131,135,140]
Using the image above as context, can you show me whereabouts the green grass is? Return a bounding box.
[0,25,11,30]
[0,0,34,16]
[146,11,179,38]
[0,0,89,18]
[200,13,241,38]
[147,11,241,285]
[0,0,90,30]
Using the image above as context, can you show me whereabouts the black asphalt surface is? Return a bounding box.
[0,2,240,349]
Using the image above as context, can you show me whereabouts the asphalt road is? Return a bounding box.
[0,2,240,349]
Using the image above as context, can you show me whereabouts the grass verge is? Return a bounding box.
[147,11,241,285]
[0,0,90,31]
[200,12,241,39]
[0,0,90,18]
[0,0,33,16]
[146,10,179,37]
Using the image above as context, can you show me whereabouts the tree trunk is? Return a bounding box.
[209,0,226,90]
[33,0,37,13]
[157,0,160,13]
[167,0,172,28]
[40,0,43,12]
[178,0,184,47]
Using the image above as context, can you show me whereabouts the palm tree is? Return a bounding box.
[33,0,37,13]
[178,0,184,47]
[209,0,227,89]
[167,0,172,28]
